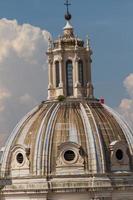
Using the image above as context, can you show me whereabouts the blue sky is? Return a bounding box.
[0,0,132,107]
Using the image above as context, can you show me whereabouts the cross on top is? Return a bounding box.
[64,0,71,14]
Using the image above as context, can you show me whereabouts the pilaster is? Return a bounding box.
[48,58,53,89]
[47,58,55,100]
[59,56,63,88]
[87,82,94,98]
[74,55,82,98]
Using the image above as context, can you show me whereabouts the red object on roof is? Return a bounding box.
[99,98,105,104]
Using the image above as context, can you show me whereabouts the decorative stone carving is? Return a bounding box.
[75,36,78,50]
[11,145,30,177]
[74,55,80,63]
[58,35,62,49]
[56,142,85,175]
[48,37,52,51]
[110,140,130,172]
[47,58,53,65]
[58,55,63,63]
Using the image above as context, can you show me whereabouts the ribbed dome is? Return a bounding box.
[1,99,133,177]
[1,3,133,199]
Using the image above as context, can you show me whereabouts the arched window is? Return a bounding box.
[55,61,60,87]
[78,60,84,86]
[66,60,73,96]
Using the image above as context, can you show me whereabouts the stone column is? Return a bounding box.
[47,58,54,100]
[48,58,53,89]
[74,55,80,87]
[86,51,94,98]
[74,55,82,97]
[59,57,63,88]
[55,56,64,97]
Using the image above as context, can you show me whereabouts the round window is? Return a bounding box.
[116,149,123,160]
[16,153,24,164]
[64,150,75,161]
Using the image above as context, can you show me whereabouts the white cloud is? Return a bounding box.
[118,73,133,128]
[0,18,50,147]
[19,93,37,105]
[123,73,133,97]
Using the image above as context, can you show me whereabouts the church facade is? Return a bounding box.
[0,2,133,200]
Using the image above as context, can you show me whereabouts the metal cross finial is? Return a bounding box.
[64,0,71,14]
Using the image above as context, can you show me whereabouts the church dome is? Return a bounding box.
[1,99,133,178]
[1,2,133,199]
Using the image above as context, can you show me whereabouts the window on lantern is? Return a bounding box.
[66,60,73,96]
[55,61,60,87]
[78,60,84,86]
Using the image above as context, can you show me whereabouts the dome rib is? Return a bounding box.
[86,103,106,173]
[89,104,113,172]
[68,107,78,143]
[104,104,133,155]
[100,106,126,142]
[33,103,57,175]
[1,105,39,174]
[80,103,98,173]
[72,104,85,145]
[43,104,60,176]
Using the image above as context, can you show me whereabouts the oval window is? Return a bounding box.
[64,150,75,161]
[116,149,123,160]
[16,153,24,164]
